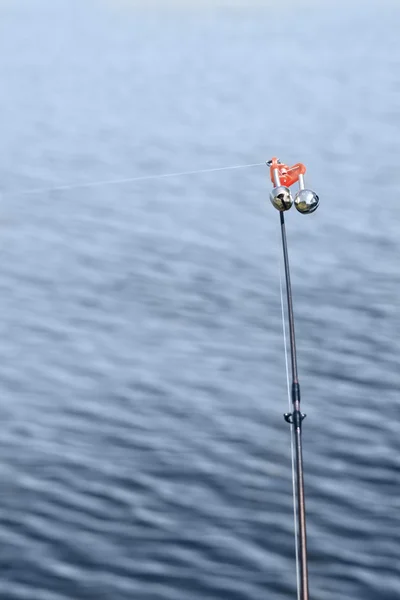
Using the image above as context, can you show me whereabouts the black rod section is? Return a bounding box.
[279,211,309,600]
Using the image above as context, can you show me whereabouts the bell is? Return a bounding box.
[294,189,319,214]
[269,186,293,212]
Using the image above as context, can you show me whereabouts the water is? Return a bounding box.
[0,1,399,598]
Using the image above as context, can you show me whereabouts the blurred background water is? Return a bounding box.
[0,0,399,598]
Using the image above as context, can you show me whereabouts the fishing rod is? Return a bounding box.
[267,157,319,600]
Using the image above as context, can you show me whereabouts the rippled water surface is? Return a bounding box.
[0,1,399,598]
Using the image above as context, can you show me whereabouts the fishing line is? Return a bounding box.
[2,161,265,199]
[279,256,301,600]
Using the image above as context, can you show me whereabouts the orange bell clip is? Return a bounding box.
[268,157,306,188]
[267,157,319,214]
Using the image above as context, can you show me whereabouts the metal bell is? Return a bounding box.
[269,186,293,212]
[294,189,319,214]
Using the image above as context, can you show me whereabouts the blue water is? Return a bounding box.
[0,1,399,598]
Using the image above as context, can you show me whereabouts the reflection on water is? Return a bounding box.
[0,1,399,599]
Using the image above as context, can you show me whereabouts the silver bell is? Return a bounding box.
[294,189,319,214]
[270,186,293,212]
